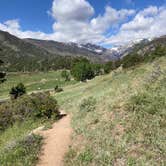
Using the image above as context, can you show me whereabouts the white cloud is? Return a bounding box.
[0,0,134,44]
[0,0,165,47]
[4,19,20,29]
[0,19,49,39]
[50,0,135,43]
[104,6,166,46]
[90,6,135,33]
[51,0,94,22]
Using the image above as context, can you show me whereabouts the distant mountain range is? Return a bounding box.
[0,30,165,71]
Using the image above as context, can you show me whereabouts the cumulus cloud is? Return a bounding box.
[51,0,135,43]
[0,19,49,39]
[0,0,165,46]
[104,6,166,45]
[0,0,134,44]
[91,6,135,33]
[51,0,94,22]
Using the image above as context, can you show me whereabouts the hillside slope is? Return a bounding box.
[125,36,166,57]
[24,39,106,62]
[0,30,105,72]
[0,29,166,72]
[54,56,166,165]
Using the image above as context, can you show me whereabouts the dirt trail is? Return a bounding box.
[37,113,72,166]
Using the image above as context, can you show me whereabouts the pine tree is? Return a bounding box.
[0,60,6,83]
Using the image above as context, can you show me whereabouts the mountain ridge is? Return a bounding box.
[0,30,166,72]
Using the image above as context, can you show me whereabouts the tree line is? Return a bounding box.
[1,44,165,82]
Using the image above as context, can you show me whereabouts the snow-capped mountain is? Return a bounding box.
[1,29,162,66]
[79,43,107,54]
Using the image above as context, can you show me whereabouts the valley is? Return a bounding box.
[1,0,166,165]
[0,31,166,166]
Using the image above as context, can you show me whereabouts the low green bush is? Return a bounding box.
[0,104,14,131]
[146,45,166,62]
[9,83,26,99]
[80,97,96,112]
[121,53,143,68]
[128,91,165,115]
[127,75,166,115]
[0,134,42,166]
[54,85,63,93]
[61,70,70,81]
[78,149,93,163]
[104,60,121,74]
[0,92,60,131]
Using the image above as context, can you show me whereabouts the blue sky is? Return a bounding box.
[0,0,166,47]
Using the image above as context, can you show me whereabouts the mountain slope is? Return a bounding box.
[0,30,105,71]
[124,36,166,57]
[24,39,106,61]
[0,30,166,72]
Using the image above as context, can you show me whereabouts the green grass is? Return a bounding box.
[0,134,42,166]
[0,71,77,98]
[0,70,76,165]
[0,118,55,165]
[0,57,165,165]
[0,119,42,150]
[52,57,166,165]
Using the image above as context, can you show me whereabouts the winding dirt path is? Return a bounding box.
[37,113,72,166]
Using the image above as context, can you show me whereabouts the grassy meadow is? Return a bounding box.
[53,56,166,165]
[0,70,76,165]
[0,71,76,99]
[0,56,165,165]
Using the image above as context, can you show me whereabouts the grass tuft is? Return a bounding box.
[0,134,43,166]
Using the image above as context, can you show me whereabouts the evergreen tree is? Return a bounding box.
[0,60,6,83]
[10,83,26,99]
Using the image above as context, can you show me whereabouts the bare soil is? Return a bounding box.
[37,113,72,166]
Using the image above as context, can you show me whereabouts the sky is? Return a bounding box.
[0,0,166,47]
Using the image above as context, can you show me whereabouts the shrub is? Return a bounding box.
[104,60,122,74]
[127,77,166,115]
[9,83,26,99]
[128,92,165,115]
[71,62,95,82]
[0,104,14,130]
[78,149,93,163]
[0,92,60,131]
[54,85,63,93]
[145,45,166,62]
[0,134,42,165]
[13,92,60,119]
[0,60,6,83]
[61,70,70,81]
[0,72,6,83]
[80,97,96,112]
[121,53,143,68]
[92,64,103,76]
[152,45,166,57]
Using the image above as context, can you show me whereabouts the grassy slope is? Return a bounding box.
[0,71,76,98]
[0,71,76,165]
[0,118,57,165]
[54,57,166,166]
[0,57,165,165]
